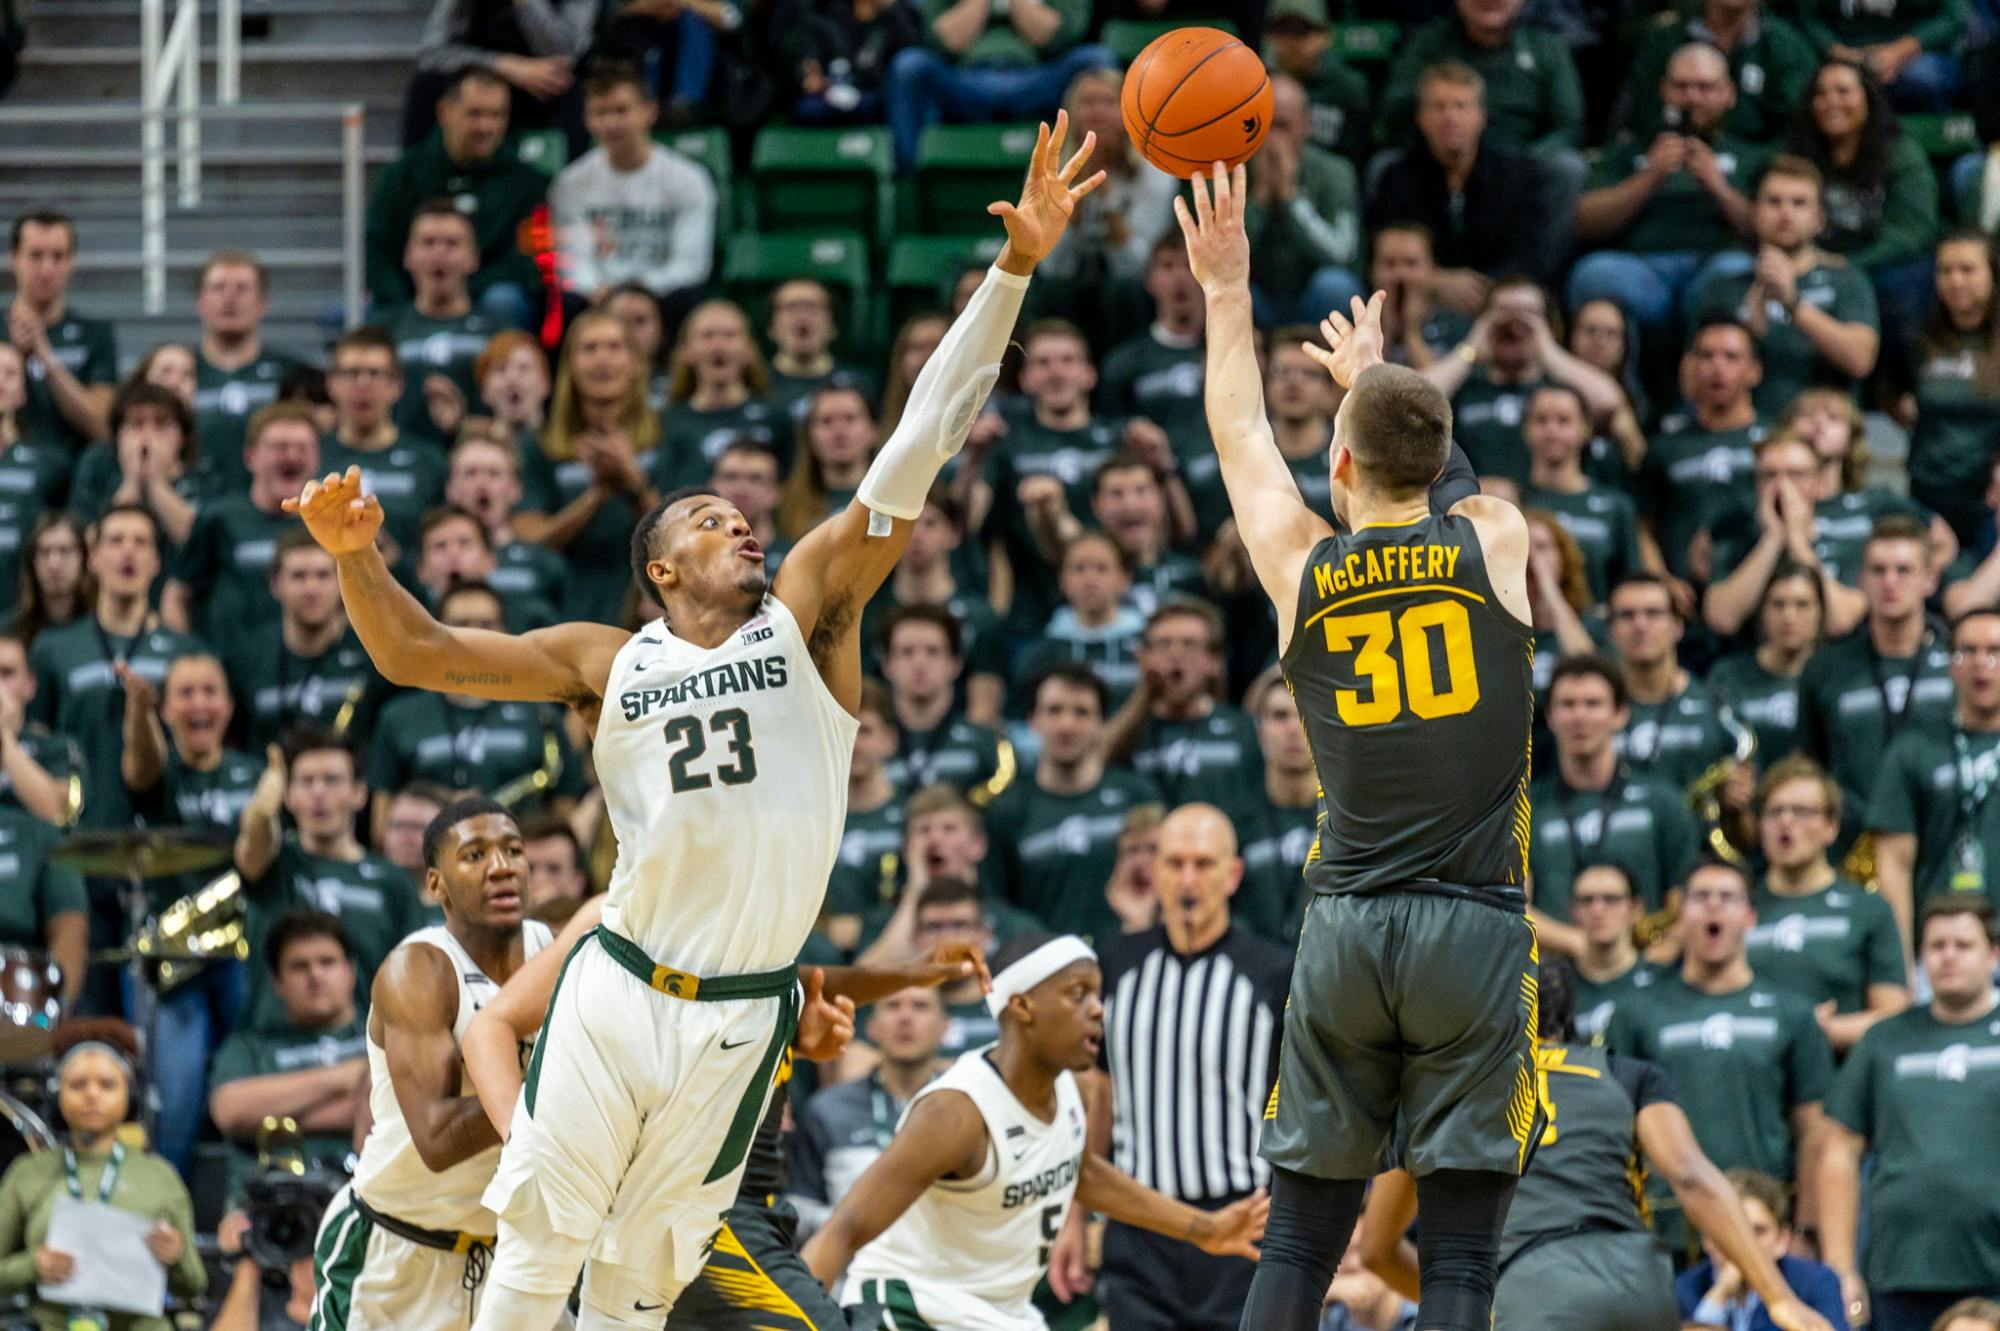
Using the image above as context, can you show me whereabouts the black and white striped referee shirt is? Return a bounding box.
[1099,924,1291,1204]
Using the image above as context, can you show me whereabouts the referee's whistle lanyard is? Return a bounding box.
[59,1142,124,1331]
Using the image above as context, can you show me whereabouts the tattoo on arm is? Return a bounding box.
[443,669,512,687]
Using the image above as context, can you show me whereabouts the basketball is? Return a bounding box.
[1120,26,1274,179]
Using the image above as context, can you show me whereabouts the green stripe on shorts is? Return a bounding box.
[309,1195,372,1331]
[703,983,802,1185]
[882,1279,934,1331]
[523,929,592,1117]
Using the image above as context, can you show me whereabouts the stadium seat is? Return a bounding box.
[723,230,880,353]
[748,126,895,247]
[514,129,569,177]
[1102,17,1236,64]
[886,233,1007,328]
[911,123,1041,234]
[1332,21,1399,62]
[657,126,736,225]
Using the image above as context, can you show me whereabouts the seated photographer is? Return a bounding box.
[209,910,368,1200]
[0,1026,206,1331]
[212,1168,345,1331]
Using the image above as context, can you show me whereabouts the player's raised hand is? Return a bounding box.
[282,467,384,556]
[918,942,994,995]
[1303,292,1389,391]
[794,967,857,1063]
[1172,161,1250,294]
[1193,1186,1268,1260]
[988,110,1107,267]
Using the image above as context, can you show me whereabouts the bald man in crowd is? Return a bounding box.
[1082,804,1293,1330]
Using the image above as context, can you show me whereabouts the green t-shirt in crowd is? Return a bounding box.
[29,616,207,830]
[1011,608,1147,717]
[1905,327,2000,541]
[653,398,784,493]
[1573,959,1670,1043]
[240,839,424,1034]
[1639,417,1766,580]
[0,438,70,623]
[1243,146,1361,290]
[1234,791,1318,944]
[1616,679,1746,797]
[18,309,116,451]
[318,435,448,556]
[364,692,585,807]
[66,442,207,535]
[825,796,905,920]
[516,435,651,625]
[490,538,572,615]
[1296,48,1372,165]
[381,304,505,445]
[1693,261,1879,416]
[1380,17,1584,156]
[1582,133,1766,255]
[209,1015,366,1197]
[196,348,300,495]
[1521,483,1643,604]
[1450,371,1542,487]
[1867,725,2000,913]
[1748,878,1905,1014]
[222,623,395,755]
[918,0,1087,65]
[1818,135,1939,273]
[1606,972,1835,1249]
[131,746,263,912]
[1812,489,1932,586]
[1097,333,1210,472]
[1527,768,1702,917]
[1626,9,1818,144]
[770,364,875,431]
[1127,551,1207,622]
[1130,703,1264,815]
[1798,0,1972,55]
[985,405,1124,627]
[169,495,298,647]
[363,131,546,307]
[0,808,86,951]
[883,714,1004,797]
[984,768,1164,942]
[1824,1002,2000,1294]
[1798,625,1956,821]
[1706,651,1805,766]
[0,726,81,822]
[859,586,1010,692]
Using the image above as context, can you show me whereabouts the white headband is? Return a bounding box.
[986,936,1097,1018]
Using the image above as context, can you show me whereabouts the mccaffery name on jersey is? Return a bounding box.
[1310,540,1463,601]
[619,653,790,719]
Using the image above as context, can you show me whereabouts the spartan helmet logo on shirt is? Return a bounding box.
[1056,816,1095,856]
[1699,1013,1737,1051]
[1938,1043,1972,1083]
[423,332,455,367]
[452,727,489,769]
[1772,915,1810,954]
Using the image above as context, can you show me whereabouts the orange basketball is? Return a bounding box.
[1120,26,1273,179]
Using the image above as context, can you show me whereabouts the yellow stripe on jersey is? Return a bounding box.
[1303,581,1487,629]
[699,1224,822,1329]
[1265,1078,1280,1122]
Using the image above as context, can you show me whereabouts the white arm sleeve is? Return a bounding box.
[856,263,1030,522]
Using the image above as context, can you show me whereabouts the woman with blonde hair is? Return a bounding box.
[1934,1300,2000,1331]
[777,385,878,541]
[658,298,780,490]
[1781,387,1957,580]
[514,310,661,625]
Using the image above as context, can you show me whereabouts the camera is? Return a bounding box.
[242,1168,345,1270]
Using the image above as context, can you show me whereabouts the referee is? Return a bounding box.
[1091,804,1289,1329]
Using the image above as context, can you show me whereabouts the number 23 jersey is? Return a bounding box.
[1281,513,1535,902]
[593,594,859,974]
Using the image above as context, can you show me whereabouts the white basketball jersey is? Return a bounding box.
[352,921,552,1232]
[592,595,858,974]
[846,1048,1088,1323]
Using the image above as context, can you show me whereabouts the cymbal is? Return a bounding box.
[52,828,233,878]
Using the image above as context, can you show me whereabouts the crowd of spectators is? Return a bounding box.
[1,0,1999,1325]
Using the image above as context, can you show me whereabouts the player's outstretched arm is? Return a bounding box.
[371,939,503,1172]
[1639,1100,1835,1331]
[1075,1153,1267,1259]
[802,1089,991,1288]
[776,114,1105,711]
[463,896,604,1140]
[286,468,625,705]
[819,942,994,1008]
[1174,163,1332,633]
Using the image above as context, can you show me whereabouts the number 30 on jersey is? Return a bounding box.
[1318,599,1481,726]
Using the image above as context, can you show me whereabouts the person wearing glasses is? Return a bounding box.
[1747,756,1908,1056]
[318,326,447,555]
[1867,607,2000,962]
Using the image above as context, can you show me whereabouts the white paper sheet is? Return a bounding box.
[35,1196,167,1317]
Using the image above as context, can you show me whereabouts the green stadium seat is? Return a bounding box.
[514,129,569,177]
[1331,21,1398,62]
[657,126,736,223]
[1102,17,1236,64]
[1903,113,1978,161]
[912,123,1040,234]
[723,230,880,352]
[748,126,895,246]
[886,233,1007,328]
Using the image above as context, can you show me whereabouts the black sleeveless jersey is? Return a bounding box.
[1280,513,1534,905]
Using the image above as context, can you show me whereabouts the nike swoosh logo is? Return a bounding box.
[720,1036,756,1051]
[632,1301,663,1312]
[633,661,650,672]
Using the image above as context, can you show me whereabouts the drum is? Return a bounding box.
[0,1088,54,1176]
[0,950,63,1062]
